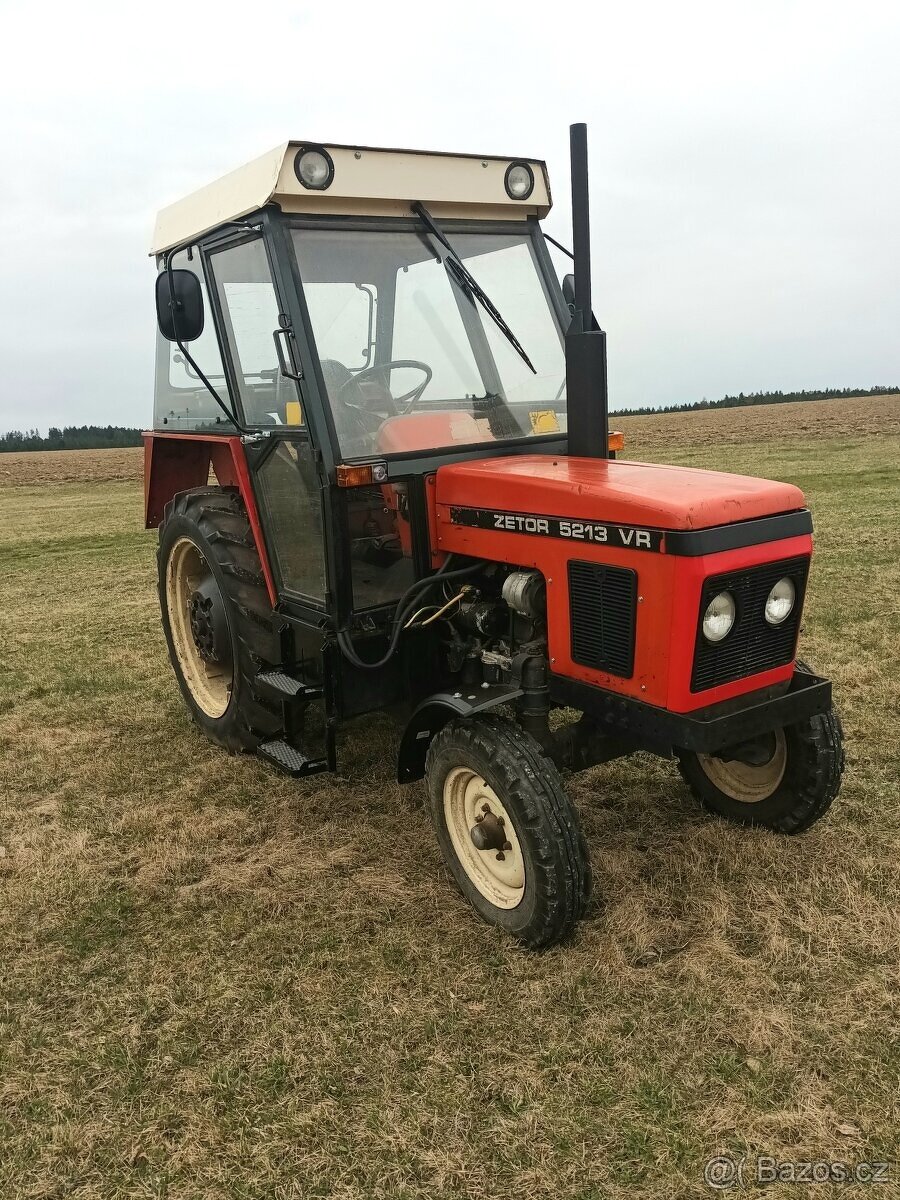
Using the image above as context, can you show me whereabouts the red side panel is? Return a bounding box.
[142,432,277,606]
[431,455,813,714]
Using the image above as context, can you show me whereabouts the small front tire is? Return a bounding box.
[425,716,591,947]
[677,664,844,834]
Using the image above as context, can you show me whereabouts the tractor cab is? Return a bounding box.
[148,140,583,623]
[146,129,843,948]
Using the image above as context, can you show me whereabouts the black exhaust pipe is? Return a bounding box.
[565,123,609,459]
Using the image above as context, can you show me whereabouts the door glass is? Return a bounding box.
[255,440,326,601]
[210,238,292,426]
[347,483,415,610]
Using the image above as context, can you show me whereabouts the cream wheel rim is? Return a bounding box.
[165,536,232,719]
[696,729,788,803]
[443,767,526,909]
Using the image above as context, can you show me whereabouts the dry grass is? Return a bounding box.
[0,447,143,487]
[1,396,898,1198]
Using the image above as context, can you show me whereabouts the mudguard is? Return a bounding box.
[143,431,277,605]
[397,683,523,783]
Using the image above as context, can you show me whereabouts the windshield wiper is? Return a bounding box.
[412,201,536,375]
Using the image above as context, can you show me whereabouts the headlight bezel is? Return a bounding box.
[701,590,737,644]
[294,145,335,191]
[504,161,535,201]
[764,576,796,626]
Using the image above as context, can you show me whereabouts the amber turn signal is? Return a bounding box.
[336,462,388,487]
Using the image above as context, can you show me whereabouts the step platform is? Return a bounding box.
[257,739,329,779]
[255,670,323,703]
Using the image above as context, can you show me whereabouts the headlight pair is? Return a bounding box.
[701,576,796,643]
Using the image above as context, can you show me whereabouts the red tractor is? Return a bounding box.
[147,126,843,946]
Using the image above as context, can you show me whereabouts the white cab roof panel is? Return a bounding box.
[151,142,551,255]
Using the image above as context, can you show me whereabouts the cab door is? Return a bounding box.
[203,231,329,615]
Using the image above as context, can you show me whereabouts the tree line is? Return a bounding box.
[1,386,898,448]
[0,425,144,452]
[614,385,899,417]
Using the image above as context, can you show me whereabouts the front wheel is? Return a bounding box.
[425,716,591,947]
[677,665,844,834]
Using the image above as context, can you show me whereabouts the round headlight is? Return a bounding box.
[702,591,736,643]
[765,577,796,625]
[294,145,334,190]
[504,161,535,200]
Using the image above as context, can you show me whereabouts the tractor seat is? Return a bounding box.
[320,359,382,456]
[376,410,492,455]
[320,359,362,407]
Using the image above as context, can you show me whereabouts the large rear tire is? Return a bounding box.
[676,661,844,834]
[425,716,592,948]
[158,487,282,752]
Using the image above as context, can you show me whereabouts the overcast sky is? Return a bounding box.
[1,0,898,433]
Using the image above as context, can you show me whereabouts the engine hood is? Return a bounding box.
[434,455,805,532]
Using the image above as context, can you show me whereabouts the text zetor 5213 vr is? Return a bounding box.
[146,126,844,947]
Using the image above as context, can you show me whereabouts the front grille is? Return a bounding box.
[568,560,637,678]
[691,556,809,692]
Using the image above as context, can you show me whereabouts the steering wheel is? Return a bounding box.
[338,360,432,414]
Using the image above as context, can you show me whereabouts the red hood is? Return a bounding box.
[435,456,805,531]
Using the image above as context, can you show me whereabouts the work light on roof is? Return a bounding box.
[504,161,534,200]
[294,145,334,190]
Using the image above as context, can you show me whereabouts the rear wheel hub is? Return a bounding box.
[188,576,231,670]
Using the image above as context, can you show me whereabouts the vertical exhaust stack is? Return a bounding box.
[565,123,610,459]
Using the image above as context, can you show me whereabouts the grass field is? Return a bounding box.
[1,396,898,1198]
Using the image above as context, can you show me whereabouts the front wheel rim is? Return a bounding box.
[165,536,233,719]
[443,767,526,909]
[696,729,788,803]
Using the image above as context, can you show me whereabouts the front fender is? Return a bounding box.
[397,684,523,783]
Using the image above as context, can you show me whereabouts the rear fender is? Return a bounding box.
[143,432,277,605]
[397,684,523,783]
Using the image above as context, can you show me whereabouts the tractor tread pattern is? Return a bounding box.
[676,659,844,834]
[426,715,591,948]
[158,486,283,752]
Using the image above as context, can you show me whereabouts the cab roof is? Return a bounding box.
[151,141,552,256]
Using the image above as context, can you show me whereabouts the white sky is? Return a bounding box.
[1,0,898,432]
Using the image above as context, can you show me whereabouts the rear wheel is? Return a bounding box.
[425,716,591,947]
[158,487,282,751]
[676,662,844,833]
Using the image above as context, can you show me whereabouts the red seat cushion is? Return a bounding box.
[376,410,492,455]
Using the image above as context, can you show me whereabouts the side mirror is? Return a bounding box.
[156,269,204,342]
[562,273,576,310]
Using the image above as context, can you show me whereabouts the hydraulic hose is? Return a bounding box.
[336,557,483,671]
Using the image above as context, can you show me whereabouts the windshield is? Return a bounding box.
[291,226,566,459]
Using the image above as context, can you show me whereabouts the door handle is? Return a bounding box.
[272,327,303,383]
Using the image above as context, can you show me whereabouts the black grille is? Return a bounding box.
[568,560,637,678]
[691,556,809,692]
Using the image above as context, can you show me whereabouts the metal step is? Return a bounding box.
[257,739,329,778]
[255,670,323,703]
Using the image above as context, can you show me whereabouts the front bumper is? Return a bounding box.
[550,668,832,756]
